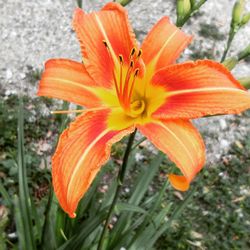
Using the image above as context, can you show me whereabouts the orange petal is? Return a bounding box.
[152,60,250,119]
[138,119,205,189]
[72,3,143,88]
[141,17,192,71]
[52,108,134,217]
[168,174,190,192]
[37,59,102,108]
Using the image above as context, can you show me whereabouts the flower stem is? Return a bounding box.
[97,129,137,250]
[220,31,235,62]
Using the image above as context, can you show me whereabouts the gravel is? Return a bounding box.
[1,0,250,163]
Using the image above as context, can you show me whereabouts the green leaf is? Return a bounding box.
[145,186,197,249]
[108,152,165,249]
[58,206,110,250]
[17,98,36,250]
[0,181,12,208]
[129,205,172,250]
[126,180,170,248]
[115,202,147,214]
[14,195,26,250]
[39,185,57,250]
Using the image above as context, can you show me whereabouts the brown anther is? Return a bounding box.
[129,60,134,68]
[130,47,136,57]
[134,68,140,77]
[119,54,124,64]
[137,49,142,58]
[102,40,108,48]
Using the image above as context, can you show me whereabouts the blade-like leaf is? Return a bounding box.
[115,202,147,214]
[109,152,165,248]
[39,184,57,250]
[129,205,172,250]
[14,195,26,250]
[58,206,110,250]
[0,181,12,208]
[145,186,197,249]
[17,98,36,250]
[127,180,170,248]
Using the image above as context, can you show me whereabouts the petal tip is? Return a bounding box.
[102,2,126,12]
[69,212,77,218]
[168,174,190,192]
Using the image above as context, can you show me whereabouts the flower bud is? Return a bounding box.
[238,44,250,60]
[222,57,238,70]
[232,0,245,27]
[177,0,191,18]
[238,77,250,89]
[241,13,250,25]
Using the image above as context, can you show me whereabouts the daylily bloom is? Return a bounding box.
[38,2,250,218]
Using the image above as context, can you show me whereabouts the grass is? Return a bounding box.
[0,75,250,249]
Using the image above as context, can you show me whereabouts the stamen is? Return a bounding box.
[51,109,85,114]
[129,60,134,68]
[137,49,142,58]
[102,40,109,48]
[103,40,121,101]
[119,56,123,95]
[123,62,134,106]
[118,54,124,64]
[134,68,140,77]
[51,107,106,115]
[128,68,140,102]
[130,47,136,57]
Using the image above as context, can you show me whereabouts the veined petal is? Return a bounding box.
[38,59,102,108]
[141,17,192,72]
[73,3,143,88]
[138,119,205,190]
[53,109,134,217]
[152,60,250,119]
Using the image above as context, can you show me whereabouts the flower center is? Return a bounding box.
[128,99,145,118]
[103,41,143,116]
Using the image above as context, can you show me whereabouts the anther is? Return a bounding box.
[129,60,134,68]
[119,54,124,64]
[134,68,140,77]
[130,47,136,57]
[137,49,142,58]
[102,40,109,48]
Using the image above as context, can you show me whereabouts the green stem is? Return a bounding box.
[131,136,146,151]
[97,129,137,250]
[221,31,235,62]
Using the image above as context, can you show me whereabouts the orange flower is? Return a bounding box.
[38,3,250,218]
